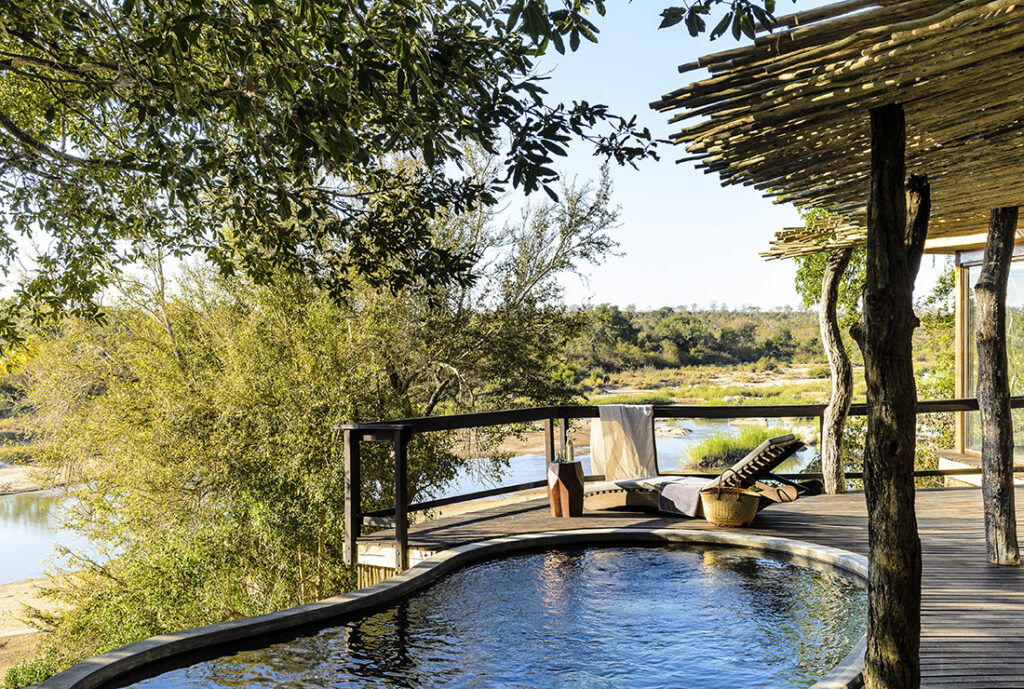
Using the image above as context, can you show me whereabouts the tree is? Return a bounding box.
[10,161,618,682]
[851,104,928,689]
[793,209,866,494]
[974,207,1021,566]
[0,0,783,346]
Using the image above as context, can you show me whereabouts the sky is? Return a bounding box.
[531,1,948,311]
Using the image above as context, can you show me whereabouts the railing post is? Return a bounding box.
[544,419,556,463]
[343,428,362,567]
[394,425,411,573]
[557,416,568,460]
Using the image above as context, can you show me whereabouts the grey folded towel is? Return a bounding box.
[658,477,713,517]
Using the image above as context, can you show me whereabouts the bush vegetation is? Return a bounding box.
[685,426,789,469]
[0,444,36,465]
[565,304,823,375]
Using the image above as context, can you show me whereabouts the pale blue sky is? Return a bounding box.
[535,1,946,310]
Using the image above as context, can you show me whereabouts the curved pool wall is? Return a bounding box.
[36,529,868,689]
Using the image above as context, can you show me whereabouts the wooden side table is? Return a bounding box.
[548,460,584,517]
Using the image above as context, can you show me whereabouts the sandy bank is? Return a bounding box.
[0,577,53,675]
[0,463,43,497]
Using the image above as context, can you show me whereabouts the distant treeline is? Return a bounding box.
[565,304,823,374]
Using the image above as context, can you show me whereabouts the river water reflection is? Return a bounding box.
[0,489,91,584]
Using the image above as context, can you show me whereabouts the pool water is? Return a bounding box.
[132,545,867,689]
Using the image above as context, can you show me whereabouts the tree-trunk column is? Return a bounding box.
[857,102,926,689]
[975,205,1021,566]
[820,248,854,494]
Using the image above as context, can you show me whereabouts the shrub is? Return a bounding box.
[685,426,789,469]
[0,444,36,465]
[805,365,831,379]
[3,654,59,689]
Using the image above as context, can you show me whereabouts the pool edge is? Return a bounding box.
[34,528,868,689]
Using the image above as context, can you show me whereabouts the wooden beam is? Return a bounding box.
[954,263,970,453]
[343,428,361,567]
[975,205,1021,566]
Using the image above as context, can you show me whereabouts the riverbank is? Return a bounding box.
[0,578,50,676]
[0,463,43,497]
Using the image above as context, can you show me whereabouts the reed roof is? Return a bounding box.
[651,0,1024,258]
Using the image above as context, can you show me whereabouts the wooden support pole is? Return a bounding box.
[557,417,567,460]
[544,419,556,464]
[975,206,1021,566]
[954,264,970,453]
[820,247,854,494]
[394,426,411,572]
[343,428,361,567]
[854,102,925,689]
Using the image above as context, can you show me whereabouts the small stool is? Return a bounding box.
[548,461,584,517]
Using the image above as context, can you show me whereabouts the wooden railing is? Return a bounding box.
[341,397,1024,571]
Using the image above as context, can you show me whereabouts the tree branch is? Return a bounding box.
[0,109,137,170]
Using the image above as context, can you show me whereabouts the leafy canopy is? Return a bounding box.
[0,0,781,344]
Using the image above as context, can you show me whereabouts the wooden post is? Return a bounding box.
[975,206,1021,566]
[343,428,361,567]
[820,248,854,494]
[394,426,411,572]
[544,419,556,464]
[557,417,567,460]
[853,102,926,689]
[954,263,970,454]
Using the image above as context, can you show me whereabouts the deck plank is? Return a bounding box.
[359,486,1024,687]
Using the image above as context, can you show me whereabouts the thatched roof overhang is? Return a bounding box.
[651,0,1024,259]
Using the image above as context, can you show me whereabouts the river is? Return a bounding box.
[0,489,92,584]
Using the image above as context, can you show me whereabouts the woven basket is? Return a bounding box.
[699,485,759,527]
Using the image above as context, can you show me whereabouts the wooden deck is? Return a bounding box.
[360,486,1024,688]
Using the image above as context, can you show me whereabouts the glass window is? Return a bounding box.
[965,261,1024,457]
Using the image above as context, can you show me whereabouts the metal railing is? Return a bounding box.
[341,397,1024,571]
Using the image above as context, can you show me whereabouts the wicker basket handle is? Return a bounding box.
[719,467,742,499]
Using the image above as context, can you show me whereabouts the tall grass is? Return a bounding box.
[685,426,790,469]
[588,390,676,405]
[674,380,837,406]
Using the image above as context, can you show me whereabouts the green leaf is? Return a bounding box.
[711,11,732,40]
[740,13,756,39]
[659,8,685,29]
[551,30,565,54]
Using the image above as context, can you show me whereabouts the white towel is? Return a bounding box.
[590,405,659,481]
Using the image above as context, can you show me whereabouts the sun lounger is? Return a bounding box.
[585,433,821,518]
